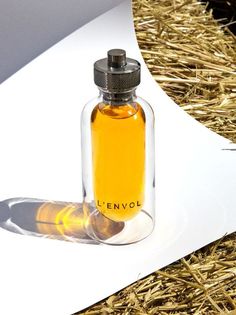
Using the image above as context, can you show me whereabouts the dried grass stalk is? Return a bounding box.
[133,0,236,143]
[77,233,236,314]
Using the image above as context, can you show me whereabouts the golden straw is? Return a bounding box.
[134,0,236,143]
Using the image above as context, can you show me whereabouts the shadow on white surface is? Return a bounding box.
[0,0,124,83]
[0,197,124,245]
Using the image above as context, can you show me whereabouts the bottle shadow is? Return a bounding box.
[0,198,124,245]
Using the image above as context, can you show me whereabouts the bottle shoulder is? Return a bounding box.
[82,96,101,112]
[93,102,143,120]
[81,95,154,122]
[135,96,154,112]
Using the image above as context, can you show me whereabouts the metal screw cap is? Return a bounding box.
[94,49,140,92]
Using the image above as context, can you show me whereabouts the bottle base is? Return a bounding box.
[85,206,154,245]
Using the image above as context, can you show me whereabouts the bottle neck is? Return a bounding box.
[99,88,136,104]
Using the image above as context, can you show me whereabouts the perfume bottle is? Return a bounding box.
[81,49,155,245]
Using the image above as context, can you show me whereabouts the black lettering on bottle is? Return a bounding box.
[97,200,141,210]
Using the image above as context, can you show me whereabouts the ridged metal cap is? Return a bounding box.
[94,49,140,92]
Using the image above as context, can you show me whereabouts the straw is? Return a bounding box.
[133,0,236,143]
[77,233,236,314]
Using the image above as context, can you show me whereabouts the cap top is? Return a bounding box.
[107,49,126,68]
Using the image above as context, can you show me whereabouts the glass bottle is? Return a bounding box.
[81,49,155,245]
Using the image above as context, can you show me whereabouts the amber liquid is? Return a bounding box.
[91,102,145,222]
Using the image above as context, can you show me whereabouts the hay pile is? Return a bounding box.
[133,0,236,143]
[77,233,236,314]
[77,1,236,314]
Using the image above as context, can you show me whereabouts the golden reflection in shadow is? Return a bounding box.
[0,198,125,244]
[35,202,86,238]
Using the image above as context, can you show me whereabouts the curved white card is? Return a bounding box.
[0,1,235,315]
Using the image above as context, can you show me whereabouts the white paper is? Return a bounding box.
[0,1,235,315]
